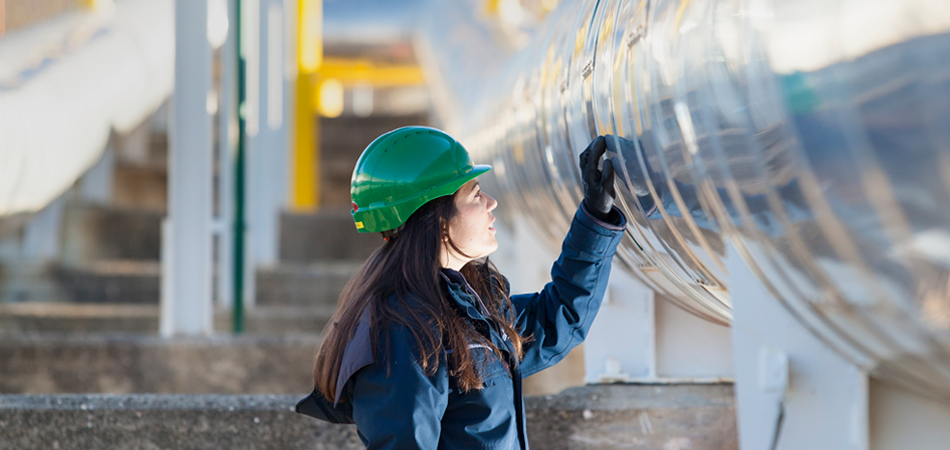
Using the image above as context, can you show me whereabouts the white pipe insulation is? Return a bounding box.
[0,0,174,217]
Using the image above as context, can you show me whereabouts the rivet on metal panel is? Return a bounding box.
[626,27,643,48]
[581,60,594,79]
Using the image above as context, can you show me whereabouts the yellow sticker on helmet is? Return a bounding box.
[355,221,364,229]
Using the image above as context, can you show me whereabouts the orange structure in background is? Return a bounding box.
[0,0,6,37]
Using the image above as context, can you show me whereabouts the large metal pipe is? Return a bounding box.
[419,0,950,401]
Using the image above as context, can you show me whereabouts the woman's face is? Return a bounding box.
[442,179,498,270]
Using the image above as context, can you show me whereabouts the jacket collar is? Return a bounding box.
[331,269,511,409]
[440,268,515,351]
[439,268,491,322]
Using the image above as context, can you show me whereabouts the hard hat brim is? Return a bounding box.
[352,165,491,233]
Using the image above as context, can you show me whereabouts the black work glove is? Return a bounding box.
[579,136,616,222]
[603,135,653,197]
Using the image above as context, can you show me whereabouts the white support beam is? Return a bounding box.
[654,295,733,379]
[584,266,734,384]
[162,0,214,336]
[728,240,950,450]
[728,242,868,450]
[240,0,260,309]
[870,379,950,450]
[246,0,289,274]
[77,144,115,206]
[584,269,656,383]
[21,195,65,262]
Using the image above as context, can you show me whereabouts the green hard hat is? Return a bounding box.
[350,126,491,233]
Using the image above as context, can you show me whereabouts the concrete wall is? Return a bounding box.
[0,384,737,450]
[0,334,320,395]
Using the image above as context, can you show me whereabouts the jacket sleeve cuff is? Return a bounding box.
[580,200,626,231]
[570,202,627,257]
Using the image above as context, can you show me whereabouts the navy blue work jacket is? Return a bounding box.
[296,203,626,449]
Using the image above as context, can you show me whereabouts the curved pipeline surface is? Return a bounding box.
[421,0,950,400]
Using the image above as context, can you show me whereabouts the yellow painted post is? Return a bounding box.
[294,72,319,210]
[484,0,500,15]
[293,0,322,211]
[78,0,107,10]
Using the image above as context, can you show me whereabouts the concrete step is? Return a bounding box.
[1,260,357,306]
[112,163,167,211]
[522,384,737,449]
[0,262,67,303]
[0,394,361,450]
[61,204,163,262]
[0,384,738,449]
[0,260,161,304]
[213,305,335,334]
[256,262,360,307]
[113,129,169,172]
[58,203,382,264]
[0,303,336,335]
[279,208,381,263]
[0,334,321,394]
[54,260,161,304]
[0,303,158,334]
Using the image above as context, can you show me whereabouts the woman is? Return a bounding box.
[296,126,626,449]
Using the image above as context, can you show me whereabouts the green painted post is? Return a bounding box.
[233,0,246,334]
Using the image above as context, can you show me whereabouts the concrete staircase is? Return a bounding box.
[0,206,372,334]
[0,113,426,399]
[0,114,425,336]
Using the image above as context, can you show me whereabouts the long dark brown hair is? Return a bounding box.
[313,192,527,402]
